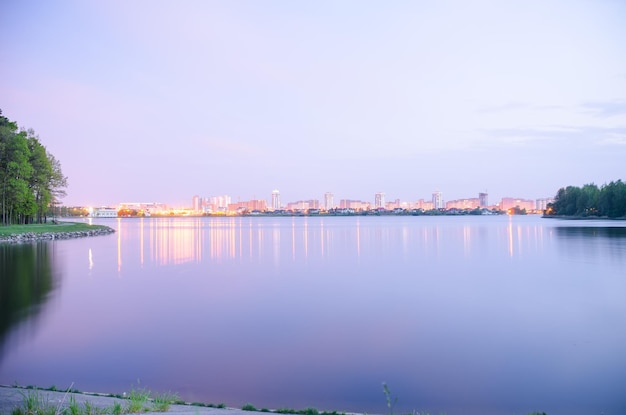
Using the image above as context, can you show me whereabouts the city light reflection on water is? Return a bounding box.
[108,216,557,270]
[99,216,622,286]
[106,217,617,268]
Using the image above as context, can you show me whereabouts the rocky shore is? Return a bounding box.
[0,227,115,243]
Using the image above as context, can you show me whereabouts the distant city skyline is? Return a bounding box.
[180,188,547,212]
[2,1,624,207]
[79,186,556,210]
[87,189,554,215]
[85,186,554,211]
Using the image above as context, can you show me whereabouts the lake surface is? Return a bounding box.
[1,216,625,415]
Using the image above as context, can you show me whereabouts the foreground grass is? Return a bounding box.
[8,386,179,415]
[0,222,112,237]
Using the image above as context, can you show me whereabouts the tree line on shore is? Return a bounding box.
[0,110,67,225]
[546,180,626,218]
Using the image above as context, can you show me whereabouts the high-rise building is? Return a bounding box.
[271,190,281,210]
[479,192,488,207]
[286,200,320,210]
[339,199,370,211]
[446,198,480,210]
[192,195,200,211]
[374,192,385,209]
[536,198,554,211]
[500,197,535,212]
[228,199,268,213]
[209,195,231,209]
[432,191,444,209]
[324,192,334,210]
[385,199,401,210]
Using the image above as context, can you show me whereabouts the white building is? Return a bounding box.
[536,198,554,211]
[92,208,117,218]
[479,192,489,207]
[374,192,385,209]
[324,192,334,210]
[271,189,281,210]
[208,195,231,209]
[432,191,444,209]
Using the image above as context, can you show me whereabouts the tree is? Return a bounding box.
[579,183,600,216]
[1,130,33,224]
[0,111,67,225]
[26,129,53,223]
[47,152,68,220]
[547,181,626,218]
[0,113,19,224]
[598,180,626,219]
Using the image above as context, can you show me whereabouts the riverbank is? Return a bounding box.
[542,214,626,220]
[0,222,115,243]
[0,386,353,415]
[0,385,244,415]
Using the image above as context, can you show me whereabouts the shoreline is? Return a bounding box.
[0,385,238,415]
[0,223,115,244]
[542,214,626,220]
[0,385,356,415]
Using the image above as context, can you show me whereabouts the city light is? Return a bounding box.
[69,190,554,218]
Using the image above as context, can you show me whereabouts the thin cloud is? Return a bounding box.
[598,132,626,146]
[478,102,567,114]
[582,100,626,117]
[478,102,530,113]
[482,125,626,147]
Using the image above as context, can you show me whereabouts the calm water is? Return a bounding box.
[1,216,625,415]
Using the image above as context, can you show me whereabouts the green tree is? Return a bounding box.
[0,110,67,225]
[550,185,580,216]
[598,180,626,218]
[0,112,19,224]
[548,180,626,218]
[1,130,34,224]
[26,129,53,223]
[47,152,68,220]
[578,183,600,216]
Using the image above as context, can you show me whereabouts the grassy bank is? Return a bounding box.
[2,384,345,415]
[0,222,113,237]
[4,385,180,415]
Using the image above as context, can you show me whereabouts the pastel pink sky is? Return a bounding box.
[2,0,625,207]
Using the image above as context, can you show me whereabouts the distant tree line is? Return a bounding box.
[547,181,626,218]
[0,110,67,225]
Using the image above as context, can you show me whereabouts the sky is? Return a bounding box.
[1,0,625,207]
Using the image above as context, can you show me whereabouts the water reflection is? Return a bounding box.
[91,217,626,278]
[206,219,236,261]
[498,218,550,259]
[553,226,626,264]
[153,218,204,265]
[117,218,122,271]
[0,242,58,361]
[554,226,626,238]
[106,217,566,270]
